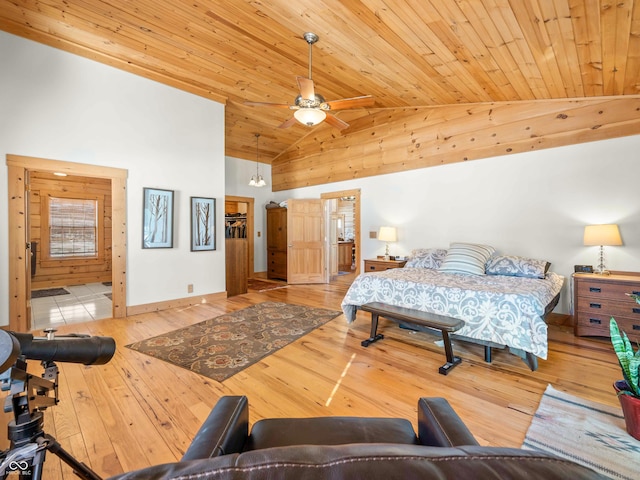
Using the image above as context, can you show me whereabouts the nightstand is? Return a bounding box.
[573,272,640,343]
[363,258,407,272]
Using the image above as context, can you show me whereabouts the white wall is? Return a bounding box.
[274,135,640,314]
[0,31,226,324]
[225,156,273,272]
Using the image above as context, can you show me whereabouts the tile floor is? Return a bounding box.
[30,282,112,330]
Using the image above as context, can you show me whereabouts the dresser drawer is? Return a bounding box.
[577,280,640,300]
[579,315,640,340]
[267,250,287,280]
[573,272,640,342]
[576,297,640,319]
[575,312,611,337]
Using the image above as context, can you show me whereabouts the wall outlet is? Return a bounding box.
[187,284,194,293]
[369,231,377,239]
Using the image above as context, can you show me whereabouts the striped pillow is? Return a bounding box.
[438,242,496,276]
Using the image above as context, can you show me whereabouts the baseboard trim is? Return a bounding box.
[126,292,227,317]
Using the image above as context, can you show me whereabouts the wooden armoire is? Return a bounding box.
[266,206,287,281]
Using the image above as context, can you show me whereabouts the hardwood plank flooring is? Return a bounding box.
[3,283,621,479]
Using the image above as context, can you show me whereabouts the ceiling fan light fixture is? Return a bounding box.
[294,108,326,126]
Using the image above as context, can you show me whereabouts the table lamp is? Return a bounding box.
[378,226,397,261]
[583,224,622,275]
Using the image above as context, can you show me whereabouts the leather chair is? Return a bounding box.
[110,395,605,479]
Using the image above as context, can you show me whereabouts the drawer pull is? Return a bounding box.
[589,318,602,325]
[589,287,601,293]
[369,266,375,270]
[633,308,640,315]
[589,303,601,309]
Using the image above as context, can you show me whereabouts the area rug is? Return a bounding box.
[126,302,341,382]
[523,384,640,479]
[31,287,70,299]
[247,279,287,292]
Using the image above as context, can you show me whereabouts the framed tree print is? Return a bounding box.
[191,196,216,251]
[142,188,174,248]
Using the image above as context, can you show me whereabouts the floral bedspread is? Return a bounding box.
[341,267,564,359]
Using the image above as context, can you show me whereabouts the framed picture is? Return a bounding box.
[142,188,174,249]
[191,196,216,251]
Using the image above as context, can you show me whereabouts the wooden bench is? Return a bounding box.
[359,302,465,375]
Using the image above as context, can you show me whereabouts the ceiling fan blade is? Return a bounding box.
[324,113,350,131]
[324,95,375,110]
[297,76,315,100]
[244,101,291,108]
[278,116,298,129]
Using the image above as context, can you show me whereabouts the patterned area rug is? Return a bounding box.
[31,287,70,299]
[523,384,640,479]
[126,302,341,382]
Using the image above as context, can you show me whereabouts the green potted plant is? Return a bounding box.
[610,293,640,440]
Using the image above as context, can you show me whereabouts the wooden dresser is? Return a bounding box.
[266,207,287,281]
[363,258,407,272]
[573,272,640,343]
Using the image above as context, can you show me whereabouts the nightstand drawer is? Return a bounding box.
[364,259,406,272]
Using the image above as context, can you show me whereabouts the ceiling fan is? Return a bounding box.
[244,32,374,131]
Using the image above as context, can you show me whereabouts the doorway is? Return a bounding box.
[7,154,127,332]
[321,189,361,285]
[224,195,254,296]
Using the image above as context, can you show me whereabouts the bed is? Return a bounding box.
[341,245,564,370]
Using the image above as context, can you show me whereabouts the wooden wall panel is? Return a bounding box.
[272,97,640,191]
[29,171,112,289]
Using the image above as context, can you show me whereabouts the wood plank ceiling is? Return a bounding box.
[1,1,639,189]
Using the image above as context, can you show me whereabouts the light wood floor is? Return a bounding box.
[6,282,620,478]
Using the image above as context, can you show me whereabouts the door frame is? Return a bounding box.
[7,154,128,332]
[320,189,361,279]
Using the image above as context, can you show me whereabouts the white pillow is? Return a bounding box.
[438,242,496,276]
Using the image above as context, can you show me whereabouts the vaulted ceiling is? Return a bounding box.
[2,1,639,171]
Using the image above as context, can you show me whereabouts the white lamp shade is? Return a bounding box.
[294,108,326,126]
[583,224,622,246]
[378,226,397,242]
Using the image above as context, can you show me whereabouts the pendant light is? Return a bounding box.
[249,133,266,187]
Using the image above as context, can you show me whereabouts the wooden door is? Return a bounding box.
[225,238,247,296]
[287,199,326,284]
